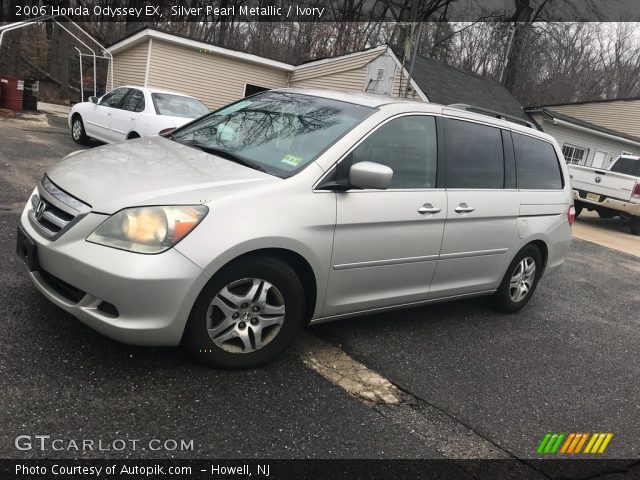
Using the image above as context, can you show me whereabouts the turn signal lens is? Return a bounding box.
[87,205,208,254]
[632,181,640,199]
[567,205,576,226]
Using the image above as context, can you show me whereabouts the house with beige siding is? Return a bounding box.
[524,107,640,169]
[543,98,640,140]
[106,28,526,119]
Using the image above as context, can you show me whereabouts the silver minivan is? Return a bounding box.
[17,89,574,368]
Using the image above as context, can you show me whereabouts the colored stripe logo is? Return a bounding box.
[537,433,613,454]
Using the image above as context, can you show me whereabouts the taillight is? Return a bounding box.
[567,205,576,226]
[159,127,175,137]
[633,181,640,199]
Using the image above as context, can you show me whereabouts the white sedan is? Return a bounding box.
[68,86,210,144]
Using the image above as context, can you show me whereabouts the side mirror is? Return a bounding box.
[349,161,393,190]
[88,96,98,104]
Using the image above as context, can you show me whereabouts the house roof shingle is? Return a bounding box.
[404,52,530,122]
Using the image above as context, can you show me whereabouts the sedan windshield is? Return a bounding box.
[169,92,374,178]
[152,93,210,118]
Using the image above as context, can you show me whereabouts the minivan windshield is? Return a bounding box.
[169,92,374,178]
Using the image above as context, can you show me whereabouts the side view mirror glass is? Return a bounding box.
[89,96,98,104]
[349,161,393,190]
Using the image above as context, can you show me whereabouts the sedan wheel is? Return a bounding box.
[71,116,89,145]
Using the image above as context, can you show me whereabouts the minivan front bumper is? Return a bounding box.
[19,202,210,346]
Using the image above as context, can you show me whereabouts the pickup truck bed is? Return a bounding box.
[568,155,640,235]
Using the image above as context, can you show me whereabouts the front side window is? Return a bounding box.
[445,119,504,189]
[347,115,438,189]
[170,92,374,178]
[152,93,210,119]
[100,88,128,108]
[513,133,563,190]
[562,144,588,165]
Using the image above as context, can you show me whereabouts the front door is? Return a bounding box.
[86,88,128,141]
[323,115,447,316]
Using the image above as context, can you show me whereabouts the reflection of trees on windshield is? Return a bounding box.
[171,92,373,176]
[185,93,342,151]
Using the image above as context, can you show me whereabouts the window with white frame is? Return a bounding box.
[562,144,589,165]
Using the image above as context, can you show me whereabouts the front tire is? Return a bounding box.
[490,245,542,313]
[71,115,89,145]
[183,256,306,369]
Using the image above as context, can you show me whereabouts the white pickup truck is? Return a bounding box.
[569,155,640,235]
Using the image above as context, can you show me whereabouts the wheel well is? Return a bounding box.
[71,113,81,122]
[528,240,548,273]
[127,132,140,139]
[223,248,317,323]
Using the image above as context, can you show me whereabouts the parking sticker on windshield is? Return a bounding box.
[281,154,303,167]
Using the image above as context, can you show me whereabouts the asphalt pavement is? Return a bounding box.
[1,109,639,474]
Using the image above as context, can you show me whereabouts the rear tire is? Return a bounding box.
[183,256,306,369]
[71,115,89,145]
[631,217,640,236]
[490,245,543,313]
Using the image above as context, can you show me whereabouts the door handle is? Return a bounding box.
[454,203,475,214]
[418,204,441,214]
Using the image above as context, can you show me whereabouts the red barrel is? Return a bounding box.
[0,75,24,112]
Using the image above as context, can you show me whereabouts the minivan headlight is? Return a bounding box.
[87,205,208,254]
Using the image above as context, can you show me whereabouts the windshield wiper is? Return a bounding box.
[177,140,268,173]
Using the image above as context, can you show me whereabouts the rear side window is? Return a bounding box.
[121,89,145,113]
[513,133,563,190]
[610,157,639,176]
[445,119,504,189]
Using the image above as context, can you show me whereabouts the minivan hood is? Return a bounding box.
[47,137,277,214]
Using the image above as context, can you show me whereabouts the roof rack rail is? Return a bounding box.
[447,103,536,129]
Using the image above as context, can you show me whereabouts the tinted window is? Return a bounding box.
[349,115,438,189]
[121,89,145,113]
[100,88,128,108]
[610,157,639,176]
[445,119,504,189]
[513,133,563,189]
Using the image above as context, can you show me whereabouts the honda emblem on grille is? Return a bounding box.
[34,200,46,220]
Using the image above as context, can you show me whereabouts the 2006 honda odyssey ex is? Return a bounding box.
[17,89,574,368]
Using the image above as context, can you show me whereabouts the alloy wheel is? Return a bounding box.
[72,120,82,140]
[206,278,285,353]
[509,257,536,303]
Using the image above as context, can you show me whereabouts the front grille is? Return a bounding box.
[30,194,74,234]
[28,176,91,239]
[39,269,86,303]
